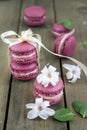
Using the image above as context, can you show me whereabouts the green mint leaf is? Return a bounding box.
[58,19,74,30]
[53,108,75,122]
[83,42,87,48]
[72,100,87,118]
[79,106,87,118]
[72,101,83,112]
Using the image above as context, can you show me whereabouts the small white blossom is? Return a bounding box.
[37,65,59,87]
[26,98,55,120]
[63,64,81,83]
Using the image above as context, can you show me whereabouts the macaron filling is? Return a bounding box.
[34,89,63,100]
[24,15,46,22]
[11,51,37,59]
[11,67,38,77]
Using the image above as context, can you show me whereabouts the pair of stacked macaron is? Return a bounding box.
[9,41,39,80]
[52,20,77,57]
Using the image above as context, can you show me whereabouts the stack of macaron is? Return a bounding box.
[52,20,77,57]
[24,6,46,26]
[34,65,64,105]
[9,41,39,80]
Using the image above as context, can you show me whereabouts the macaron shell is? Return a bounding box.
[9,41,36,54]
[34,78,64,93]
[52,24,70,37]
[53,24,68,33]
[24,15,46,26]
[24,6,46,18]
[34,90,63,105]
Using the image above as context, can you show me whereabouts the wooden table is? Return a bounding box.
[0,0,87,130]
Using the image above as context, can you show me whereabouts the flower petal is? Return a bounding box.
[37,73,49,87]
[35,98,43,105]
[50,78,58,86]
[26,103,37,109]
[36,74,45,83]
[43,108,55,116]
[48,65,57,72]
[63,64,76,71]
[69,75,77,83]
[41,66,48,74]
[39,110,49,120]
[27,109,39,119]
[66,71,73,79]
[41,101,50,108]
[75,66,81,78]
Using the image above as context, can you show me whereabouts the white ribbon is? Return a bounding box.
[0,29,87,77]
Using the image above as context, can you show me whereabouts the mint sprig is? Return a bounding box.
[72,101,87,118]
[58,19,74,30]
[53,108,75,122]
[83,42,87,48]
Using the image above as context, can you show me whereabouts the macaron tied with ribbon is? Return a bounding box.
[24,6,46,26]
[53,29,77,57]
[34,65,64,105]
[0,29,41,80]
[9,41,39,80]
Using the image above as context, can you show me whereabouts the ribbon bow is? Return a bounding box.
[0,29,41,51]
[0,29,87,77]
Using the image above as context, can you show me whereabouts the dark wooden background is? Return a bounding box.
[0,0,87,130]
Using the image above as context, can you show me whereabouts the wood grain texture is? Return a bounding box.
[0,0,21,130]
[6,0,67,130]
[54,0,87,130]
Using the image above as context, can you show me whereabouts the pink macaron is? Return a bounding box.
[9,41,38,64]
[33,65,64,105]
[52,23,70,37]
[53,29,77,57]
[10,61,39,80]
[24,6,46,26]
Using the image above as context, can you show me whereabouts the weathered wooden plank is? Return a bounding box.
[54,0,87,130]
[0,0,22,130]
[6,0,67,130]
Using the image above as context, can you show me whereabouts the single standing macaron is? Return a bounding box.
[53,29,77,57]
[24,6,46,26]
[34,65,64,105]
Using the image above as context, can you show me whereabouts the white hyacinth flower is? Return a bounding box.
[26,98,55,120]
[63,64,81,83]
[36,65,60,87]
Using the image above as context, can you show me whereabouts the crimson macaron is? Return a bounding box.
[53,29,77,57]
[52,23,71,37]
[24,6,46,26]
[34,65,64,105]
